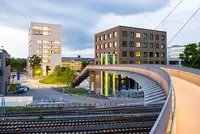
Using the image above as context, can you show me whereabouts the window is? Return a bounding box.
[161,52,165,58]
[114,42,117,47]
[136,52,141,57]
[149,34,153,40]
[96,45,99,50]
[96,37,99,42]
[130,41,134,47]
[143,42,148,48]
[105,43,108,48]
[156,34,159,40]
[114,32,117,37]
[149,61,154,64]
[130,51,134,57]
[155,52,159,57]
[109,33,112,38]
[160,44,165,49]
[101,36,103,40]
[143,52,148,57]
[105,34,108,39]
[96,53,98,58]
[122,51,127,57]
[130,61,134,64]
[149,52,154,57]
[155,61,160,64]
[96,61,98,65]
[109,42,112,48]
[122,31,127,37]
[161,35,165,41]
[136,33,141,38]
[101,44,103,49]
[156,44,160,49]
[122,41,127,47]
[136,42,141,47]
[130,32,134,38]
[143,33,148,39]
[150,43,154,48]
[161,61,165,64]
[143,61,148,64]
[122,61,128,64]
[136,61,141,64]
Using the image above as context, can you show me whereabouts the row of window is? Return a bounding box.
[37,50,61,54]
[38,45,61,49]
[96,52,117,58]
[122,41,165,49]
[122,31,165,41]
[32,31,52,36]
[95,60,165,65]
[37,40,61,45]
[96,32,117,42]
[32,26,52,31]
[121,61,165,64]
[96,42,117,49]
[122,51,165,58]
[39,55,51,59]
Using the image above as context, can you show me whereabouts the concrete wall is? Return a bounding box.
[0,96,33,106]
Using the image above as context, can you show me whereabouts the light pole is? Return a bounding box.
[1,46,6,119]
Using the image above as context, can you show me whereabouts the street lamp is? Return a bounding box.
[1,46,6,119]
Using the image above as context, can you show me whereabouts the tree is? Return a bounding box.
[63,67,76,87]
[179,43,200,69]
[54,65,66,78]
[29,55,42,77]
[33,66,43,79]
[81,59,89,70]
[10,58,26,72]
[29,55,42,69]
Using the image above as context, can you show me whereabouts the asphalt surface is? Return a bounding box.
[9,75,144,105]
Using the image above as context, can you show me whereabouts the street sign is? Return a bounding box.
[17,70,20,80]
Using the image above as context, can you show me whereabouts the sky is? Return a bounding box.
[0,0,200,58]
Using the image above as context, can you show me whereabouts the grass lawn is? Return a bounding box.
[8,84,21,92]
[2,106,95,113]
[39,75,66,85]
[64,87,88,96]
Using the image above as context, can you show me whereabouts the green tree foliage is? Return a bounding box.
[33,66,43,79]
[29,55,42,77]
[53,65,66,78]
[179,43,200,69]
[29,55,42,69]
[10,58,26,72]
[63,67,76,87]
[81,59,89,70]
[40,66,76,86]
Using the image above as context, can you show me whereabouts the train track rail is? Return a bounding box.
[6,103,164,117]
[0,115,158,134]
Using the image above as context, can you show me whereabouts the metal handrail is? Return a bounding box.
[169,85,176,134]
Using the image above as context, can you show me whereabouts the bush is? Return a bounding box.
[9,84,21,92]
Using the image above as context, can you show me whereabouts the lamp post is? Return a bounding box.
[1,46,6,119]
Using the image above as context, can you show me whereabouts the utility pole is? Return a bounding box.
[1,46,6,119]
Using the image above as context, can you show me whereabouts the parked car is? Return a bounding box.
[14,85,30,94]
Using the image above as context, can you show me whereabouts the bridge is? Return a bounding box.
[73,64,200,134]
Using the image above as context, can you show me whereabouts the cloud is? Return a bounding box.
[0,26,28,58]
[1,0,200,58]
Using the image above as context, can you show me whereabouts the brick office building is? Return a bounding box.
[94,26,167,65]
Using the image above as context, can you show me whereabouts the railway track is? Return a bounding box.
[0,115,158,134]
[6,103,164,117]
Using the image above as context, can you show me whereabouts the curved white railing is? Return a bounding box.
[73,64,175,134]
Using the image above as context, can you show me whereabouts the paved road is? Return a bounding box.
[17,75,143,105]
[171,76,200,134]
